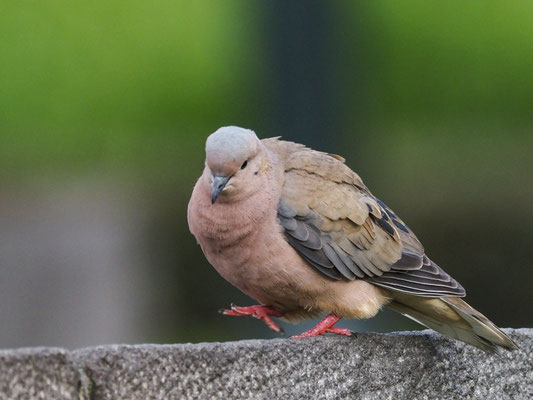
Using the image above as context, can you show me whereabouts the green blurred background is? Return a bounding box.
[1,1,531,348]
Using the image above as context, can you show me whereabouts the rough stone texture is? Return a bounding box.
[0,348,82,399]
[1,329,531,400]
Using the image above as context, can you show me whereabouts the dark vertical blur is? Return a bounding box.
[267,1,340,151]
[0,1,531,348]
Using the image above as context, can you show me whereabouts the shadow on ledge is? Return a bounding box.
[0,329,531,399]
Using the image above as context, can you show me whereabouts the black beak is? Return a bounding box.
[211,175,230,204]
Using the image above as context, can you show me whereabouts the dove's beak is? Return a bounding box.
[211,175,230,204]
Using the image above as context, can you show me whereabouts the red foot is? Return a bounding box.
[291,313,352,338]
[219,304,285,334]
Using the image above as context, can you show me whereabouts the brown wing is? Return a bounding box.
[277,145,465,298]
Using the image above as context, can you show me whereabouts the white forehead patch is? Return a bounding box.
[206,126,258,155]
[205,126,259,173]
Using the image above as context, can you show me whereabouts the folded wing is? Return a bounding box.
[272,141,465,298]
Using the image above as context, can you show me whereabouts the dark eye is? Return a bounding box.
[240,160,248,170]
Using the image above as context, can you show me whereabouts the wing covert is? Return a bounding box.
[277,148,465,298]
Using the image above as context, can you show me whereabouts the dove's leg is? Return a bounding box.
[291,313,352,338]
[219,304,285,334]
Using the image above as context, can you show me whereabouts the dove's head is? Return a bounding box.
[204,126,268,204]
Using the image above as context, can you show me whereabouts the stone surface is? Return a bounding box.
[0,347,82,400]
[1,329,532,399]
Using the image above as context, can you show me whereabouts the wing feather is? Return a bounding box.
[270,141,465,298]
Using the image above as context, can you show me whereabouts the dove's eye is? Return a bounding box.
[240,160,248,170]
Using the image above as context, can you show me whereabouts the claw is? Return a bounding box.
[220,309,245,317]
[220,304,284,334]
[291,313,351,338]
[325,327,352,336]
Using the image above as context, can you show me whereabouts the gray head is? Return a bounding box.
[204,126,265,204]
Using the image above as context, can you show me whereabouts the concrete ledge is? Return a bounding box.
[1,329,531,399]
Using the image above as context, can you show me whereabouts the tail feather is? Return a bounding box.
[387,293,518,352]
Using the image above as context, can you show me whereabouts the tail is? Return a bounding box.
[387,293,518,352]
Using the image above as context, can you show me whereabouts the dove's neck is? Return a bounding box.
[190,172,281,251]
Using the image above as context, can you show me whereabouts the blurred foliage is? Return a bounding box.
[0,1,531,345]
[0,1,263,179]
[362,1,533,120]
[2,1,532,172]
